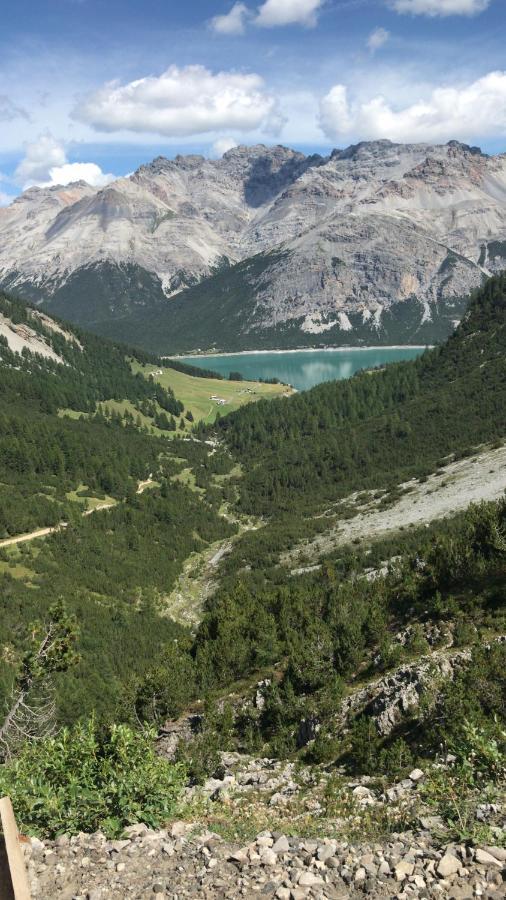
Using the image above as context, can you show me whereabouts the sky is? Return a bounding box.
[0,0,505,203]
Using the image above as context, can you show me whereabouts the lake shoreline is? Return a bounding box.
[165,344,432,360]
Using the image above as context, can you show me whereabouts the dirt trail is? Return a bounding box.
[284,443,506,565]
[0,491,134,549]
[0,525,63,548]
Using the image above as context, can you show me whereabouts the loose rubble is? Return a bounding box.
[24,753,505,899]
[26,824,505,899]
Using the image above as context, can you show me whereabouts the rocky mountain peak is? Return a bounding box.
[1,138,506,351]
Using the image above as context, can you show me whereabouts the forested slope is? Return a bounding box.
[0,293,237,721]
[218,274,506,517]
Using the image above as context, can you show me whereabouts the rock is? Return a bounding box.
[109,839,130,853]
[269,792,287,807]
[260,848,278,866]
[123,823,148,838]
[437,853,461,878]
[317,843,336,862]
[475,848,503,868]
[483,846,506,863]
[272,836,290,854]
[395,860,415,881]
[352,785,375,805]
[1,142,495,351]
[298,871,324,886]
[409,768,425,782]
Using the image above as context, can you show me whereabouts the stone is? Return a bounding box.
[437,854,461,878]
[260,849,278,866]
[354,867,367,883]
[123,823,148,838]
[475,849,503,868]
[317,844,336,862]
[483,846,506,863]
[272,836,290,854]
[298,871,324,886]
[109,839,130,853]
[409,768,425,782]
[395,860,415,881]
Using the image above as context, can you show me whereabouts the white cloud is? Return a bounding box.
[367,27,390,52]
[389,0,490,16]
[14,134,115,189]
[73,65,283,137]
[211,2,250,34]
[44,162,115,188]
[15,134,67,184]
[212,137,239,156]
[255,0,323,28]
[319,70,506,143]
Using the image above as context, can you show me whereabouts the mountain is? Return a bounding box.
[2,140,506,351]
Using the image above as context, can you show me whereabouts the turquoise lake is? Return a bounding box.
[182,347,427,392]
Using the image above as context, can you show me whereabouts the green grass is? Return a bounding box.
[171,467,204,493]
[65,483,117,510]
[0,545,38,581]
[131,360,293,427]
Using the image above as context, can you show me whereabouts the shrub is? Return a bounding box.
[0,718,186,838]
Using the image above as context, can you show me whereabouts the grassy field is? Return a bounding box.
[0,544,39,582]
[65,483,117,510]
[131,360,294,427]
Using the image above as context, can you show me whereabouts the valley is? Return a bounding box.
[0,275,505,900]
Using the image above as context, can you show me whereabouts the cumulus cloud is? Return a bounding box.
[319,70,506,144]
[389,0,490,16]
[367,27,390,52]
[15,134,67,184]
[73,65,283,137]
[211,2,250,34]
[255,0,324,28]
[0,95,29,122]
[212,137,239,156]
[14,134,115,189]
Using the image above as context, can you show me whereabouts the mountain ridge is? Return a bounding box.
[1,139,506,351]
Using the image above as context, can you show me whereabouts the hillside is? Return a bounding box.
[2,140,506,351]
[0,279,504,891]
[0,293,286,722]
[218,274,506,519]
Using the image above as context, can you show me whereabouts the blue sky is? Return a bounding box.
[0,0,505,202]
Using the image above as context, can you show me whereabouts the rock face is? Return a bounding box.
[1,140,506,350]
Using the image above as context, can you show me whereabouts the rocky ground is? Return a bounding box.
[283,444,506,569]
[27,820,505,899]
[25,753,505,899]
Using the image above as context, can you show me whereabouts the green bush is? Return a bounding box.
[0,718,186,838]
